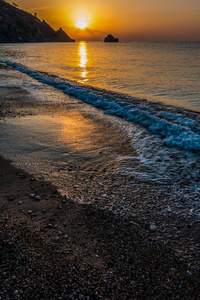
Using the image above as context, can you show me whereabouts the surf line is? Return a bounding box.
[1,59,200,152]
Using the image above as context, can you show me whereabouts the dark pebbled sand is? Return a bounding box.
[1,156,200,299]
[0,84,200,299]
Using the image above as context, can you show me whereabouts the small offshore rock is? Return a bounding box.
[35,195,41,201]
[104,34,119,42]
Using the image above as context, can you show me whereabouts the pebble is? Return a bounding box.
[18,201,22,205]
[29,194,35,199]
[8,196,15,201]
[58,231,63,236]
[171,268,176,273]
[28,210,33,214]
[35,196,41,201]
[186,270,192,276]
[30,177,37,181]
[149,224,157,231]
[13,290,18,295]
[130,281,136,287]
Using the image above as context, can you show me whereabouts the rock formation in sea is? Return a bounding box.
[104,34,119,43]
[0,0,75,43]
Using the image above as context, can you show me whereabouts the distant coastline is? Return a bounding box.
[0,0,75,43]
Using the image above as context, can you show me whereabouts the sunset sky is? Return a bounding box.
[7,0,200,41]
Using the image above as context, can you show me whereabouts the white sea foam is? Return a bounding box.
[116,123,200,185]
[1,59,200,152]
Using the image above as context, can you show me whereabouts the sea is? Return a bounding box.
[0,41,200,217]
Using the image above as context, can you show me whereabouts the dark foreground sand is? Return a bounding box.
[0,85,200,299]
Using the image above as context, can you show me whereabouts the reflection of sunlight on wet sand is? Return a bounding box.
[56,111,96,152]
[78,42,88,82]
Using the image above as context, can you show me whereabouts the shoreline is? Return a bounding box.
[1,56,200,117]
[1,85,200,298]
[1,60,200,154]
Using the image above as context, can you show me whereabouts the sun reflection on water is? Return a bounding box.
[78,42,88,82]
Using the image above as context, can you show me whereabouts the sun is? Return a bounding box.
[76,20,88,29]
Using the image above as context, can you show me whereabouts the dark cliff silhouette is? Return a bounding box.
[104,34,118,42]
[0,0,75,43]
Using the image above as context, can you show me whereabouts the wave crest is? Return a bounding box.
[1,59,200,152]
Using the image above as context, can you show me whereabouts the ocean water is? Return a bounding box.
[0,42,200,217]
[0,42,200,111]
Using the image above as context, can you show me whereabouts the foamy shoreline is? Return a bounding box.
[1,59,200,152]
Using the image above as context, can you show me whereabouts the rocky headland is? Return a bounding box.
[0,0,75,43]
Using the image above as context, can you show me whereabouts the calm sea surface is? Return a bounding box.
[0,41,200,111]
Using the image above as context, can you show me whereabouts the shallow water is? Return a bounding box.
[0,86,200,218]
[0,74,199,185]
[0,41,200,111]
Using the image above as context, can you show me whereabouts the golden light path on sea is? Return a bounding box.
[78,42,88,82]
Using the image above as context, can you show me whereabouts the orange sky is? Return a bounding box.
[7,0,200,41]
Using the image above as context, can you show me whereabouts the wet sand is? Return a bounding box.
[0,86,200,299]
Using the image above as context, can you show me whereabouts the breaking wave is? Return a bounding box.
[1,59,200,152]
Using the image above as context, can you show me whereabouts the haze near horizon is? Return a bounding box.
[6,0,200,41]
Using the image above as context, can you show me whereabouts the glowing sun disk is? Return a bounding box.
[76,20,87,29]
